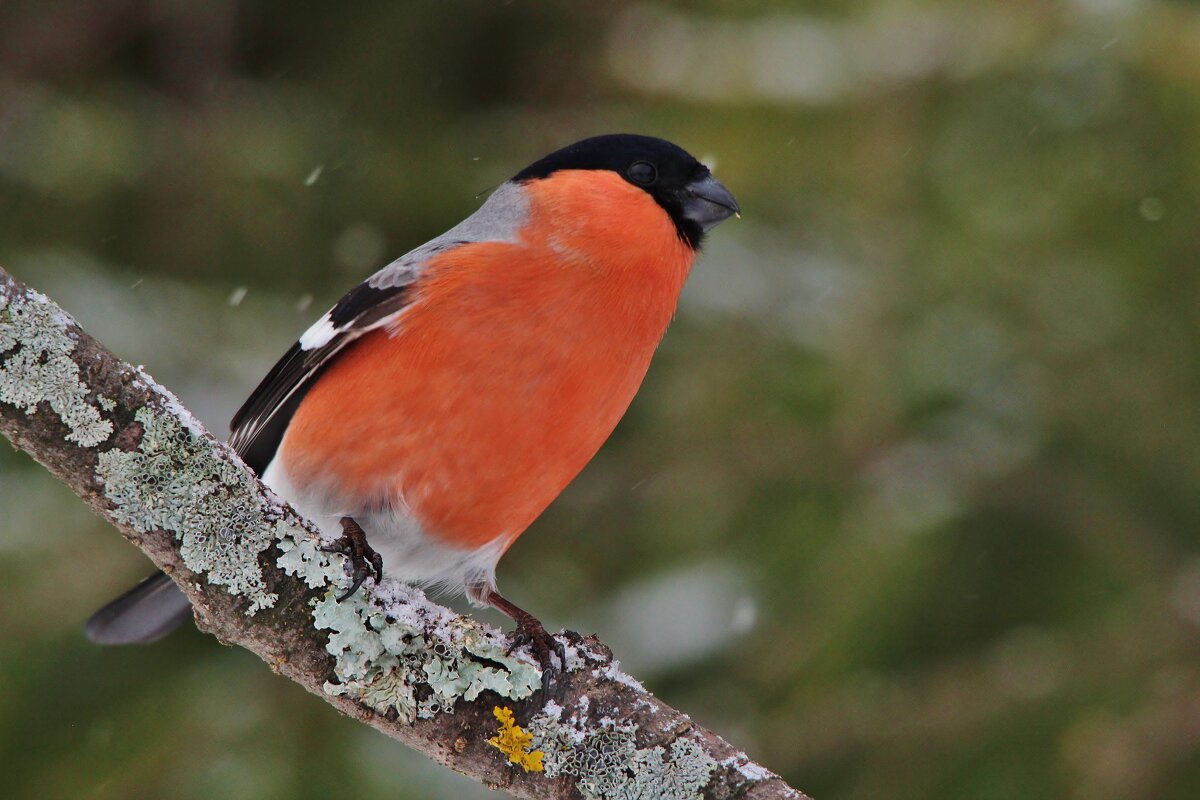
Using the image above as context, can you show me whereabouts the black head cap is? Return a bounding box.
[512,134,739,249]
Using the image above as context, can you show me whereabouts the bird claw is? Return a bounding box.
[469,583,567,701]
[509,618,568,699]
[321,517,384,602]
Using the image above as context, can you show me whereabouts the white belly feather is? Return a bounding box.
[261,457,505,599]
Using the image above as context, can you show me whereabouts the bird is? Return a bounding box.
[86,133,740,662]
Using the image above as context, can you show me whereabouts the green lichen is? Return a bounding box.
[623,739,717,800]
[529,709,717,800]
[0,287,113,447]
[310,577,541,722]
[275,535,336,590]
[96,406,295,611]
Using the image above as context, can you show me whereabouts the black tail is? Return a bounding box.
[85,571,193,645]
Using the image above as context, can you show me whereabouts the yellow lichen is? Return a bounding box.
[487,705,545,773]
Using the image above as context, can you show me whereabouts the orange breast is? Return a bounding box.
[279,171,695,550]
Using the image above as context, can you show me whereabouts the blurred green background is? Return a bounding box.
[3,1,1200,798]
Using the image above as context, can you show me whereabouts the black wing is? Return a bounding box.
[229,281,413,474]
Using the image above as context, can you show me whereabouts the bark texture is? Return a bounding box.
[0,265,806,800]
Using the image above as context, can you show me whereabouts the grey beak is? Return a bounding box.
[682,173,740,232]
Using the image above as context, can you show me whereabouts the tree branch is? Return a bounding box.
[0,265,806,800]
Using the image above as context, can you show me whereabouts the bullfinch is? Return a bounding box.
[86,134,740,662]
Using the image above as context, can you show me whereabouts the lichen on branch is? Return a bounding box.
[0,266,804,800]
[0,287,113,447]
[97,406,285,610]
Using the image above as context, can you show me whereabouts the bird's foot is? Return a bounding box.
[510,615,568,673]
[512,616,568,700]
[322,516,384,602]
[474,586,567,697]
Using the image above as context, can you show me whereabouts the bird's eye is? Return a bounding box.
[627,161,657,185]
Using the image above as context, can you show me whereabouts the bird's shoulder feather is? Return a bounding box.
[228,182,531,474]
